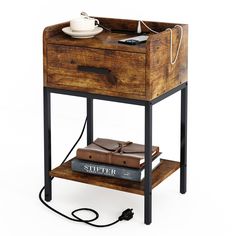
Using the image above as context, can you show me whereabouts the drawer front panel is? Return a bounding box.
[47,44,146,96]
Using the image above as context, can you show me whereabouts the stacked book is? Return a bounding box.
[71,138,161,182]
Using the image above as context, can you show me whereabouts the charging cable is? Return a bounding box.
[138,20,183,65]
[39,117,134,227]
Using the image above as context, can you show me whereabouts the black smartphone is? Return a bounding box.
[118,35,148,45]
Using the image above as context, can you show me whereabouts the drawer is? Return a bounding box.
[46,44,146,96]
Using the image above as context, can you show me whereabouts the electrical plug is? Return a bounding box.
[118,209,134,221]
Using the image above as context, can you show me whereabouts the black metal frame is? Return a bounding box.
[43,82,188,225]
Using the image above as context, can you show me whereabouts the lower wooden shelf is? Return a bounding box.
[50,159,180,195]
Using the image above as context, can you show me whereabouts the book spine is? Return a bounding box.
[71,159,142,181]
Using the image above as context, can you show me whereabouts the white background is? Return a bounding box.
[1,0,236,235]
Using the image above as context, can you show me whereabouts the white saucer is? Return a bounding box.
[62,27,103,38]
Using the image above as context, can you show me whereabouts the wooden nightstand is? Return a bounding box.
[43,17,188,225]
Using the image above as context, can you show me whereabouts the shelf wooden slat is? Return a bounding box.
[50,159,180,195]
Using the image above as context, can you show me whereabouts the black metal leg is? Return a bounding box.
[43,87,52,202]
[180,85,188,194]
[144,102,152,225]
[87,97,93,145]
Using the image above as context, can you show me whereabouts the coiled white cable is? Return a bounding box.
[166,25,183,65]
[140,21,183,65]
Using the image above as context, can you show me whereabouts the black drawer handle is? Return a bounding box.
[77,66,117,85]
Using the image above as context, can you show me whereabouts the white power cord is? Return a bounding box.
[166,25,183,65]
[140,20,159,34]
[139,21,183,65]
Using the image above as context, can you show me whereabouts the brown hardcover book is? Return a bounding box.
[76,138,159,168]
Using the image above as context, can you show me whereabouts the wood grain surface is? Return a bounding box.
[146,25,188,100]
[43,17,188,101]
[50,158,180,195]
[47,44,146,97]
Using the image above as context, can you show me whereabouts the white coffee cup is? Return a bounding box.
[70,16,99,32]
